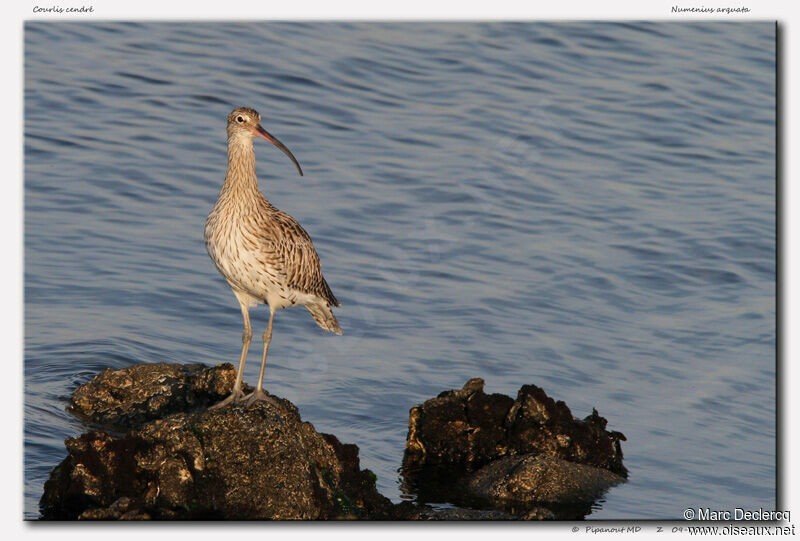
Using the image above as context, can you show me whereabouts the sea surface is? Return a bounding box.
[24,21,775,519]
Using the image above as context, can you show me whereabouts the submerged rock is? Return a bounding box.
[401,378,627,519]
[393,503,518,520]
[466,454,624,517]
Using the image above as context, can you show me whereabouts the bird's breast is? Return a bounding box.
[205,206,286,300]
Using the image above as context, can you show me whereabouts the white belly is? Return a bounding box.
[205,215,309,310]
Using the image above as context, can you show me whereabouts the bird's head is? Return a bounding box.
[227,106,303,176]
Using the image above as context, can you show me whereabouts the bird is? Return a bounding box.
[205,106,341,408]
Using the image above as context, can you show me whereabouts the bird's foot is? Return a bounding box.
[209,387,246,409]
[244,388,281,409]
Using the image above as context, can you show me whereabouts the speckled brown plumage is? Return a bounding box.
[206,178,339,310]
[205,107,341,408]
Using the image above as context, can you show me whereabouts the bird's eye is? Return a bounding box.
[236,116,244,123]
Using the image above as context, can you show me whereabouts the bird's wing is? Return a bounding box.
[269,210,340,307]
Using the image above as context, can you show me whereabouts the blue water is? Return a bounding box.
[24,21,775,520]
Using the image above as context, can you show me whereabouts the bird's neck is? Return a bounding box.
[222,135,262,197]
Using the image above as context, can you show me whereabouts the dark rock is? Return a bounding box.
[320,433,396,519]
[404,378,515,470]
[466,454,624,518]
[78,497,151,520]
[404,378,626,476]
[506,385,627,476]
[68,362,251,429]
[520,507,558,520]
[401,378,626,519]
[44,363,627,521]
[42,365,392,520]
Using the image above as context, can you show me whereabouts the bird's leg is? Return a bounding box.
[210,300,252,409]
[246,306,279,407]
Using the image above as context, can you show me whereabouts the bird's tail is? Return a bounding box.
[306,302,342,335]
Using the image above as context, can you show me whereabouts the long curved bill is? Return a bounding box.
[254,124,304,176]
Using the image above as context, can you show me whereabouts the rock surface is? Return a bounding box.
[43,395,393,520]
[401,378,627,518]
[404,377,626,475]
[44,362,394,520]
[68,362,250,429]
